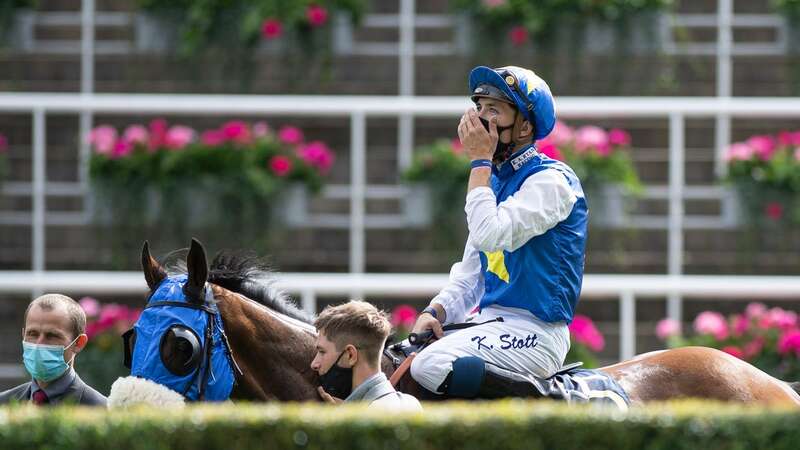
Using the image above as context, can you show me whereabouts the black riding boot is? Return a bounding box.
[477,369,550,399]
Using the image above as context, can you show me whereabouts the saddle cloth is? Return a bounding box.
[385,340,630,411]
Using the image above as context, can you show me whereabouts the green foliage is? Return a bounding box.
[1,401,800,450]
[136,0,366,56]
[561,144,642,196]
[773,0,800,18]
[452,0,672,38]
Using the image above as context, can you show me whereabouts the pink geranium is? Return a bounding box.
[306,5,328,27]
[538,141,564,161]
[269,155,292,176]
[777,329,800,356]
[764,202,784,221]
[509,26,528,46]
[278,126,304,145]
[759,307,797,330]
[221,121,252,145]
[261,18,283,39]
[608,128,631,147]
[112,139,134,158]
[0,133,8,152]
[79,297,101,318]
[721,346,744,359]
[451,138,464,154]
[569,314,605,352]
[123,125,148,146]
[724,142,754,162]
[201,130,226,146]
[148,119,169,151]
[575,126,610,155]
[482,0,507,8]
[88,125,118,155]
[548,121,573,147]
[656,318,681,340]
[743,336,765,359]
[391,305,418,329]
[731,314,749,337]
[693,311,729,340]
[298,141,334,173]
[165,125,195,150]
[747,135,777,161]
[745,302,767,319]
[253,121,270,138]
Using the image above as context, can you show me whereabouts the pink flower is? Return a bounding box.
[306,5,328,27]
[221,121,252,145]
[111,139,134,158]
[165,125,195,150]
[253,121,270,138]
[569,314,605,352]
[0,133,7,153]
[482,0,507,8]
[298,141,334,173]
[451,138,464,154]
[538,141,564,161]
[201,130,226,146]
[778,131,793,146]
[764,202,783,221]
[724,142,754,162]
[743,336,765,359]
[792,131,800,146]
[575,126,610,155]
[747,135,776,161]
[148,119,168,151]
[278,126,304,145]
[391,305,418,329]
[79,297,101,318]
[608,128,631,147]
[269,155,292,176]
[548,121,573,147]
[759,307,797,330]
[509,26,528,46]
[693,311,729,340]
[88,125,117,155]
[721,346,744,359]
[777,329,800,356]
[123,125,148,146]
[745,302,767,319]
[655,318,681,340]
[261,18,283,39]
[731,314,749,337]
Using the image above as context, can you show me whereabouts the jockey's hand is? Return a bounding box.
[411,308,444,339]
[317,386,343,404]
[457,108,497,161]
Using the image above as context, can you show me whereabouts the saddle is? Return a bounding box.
[384,327,630,411]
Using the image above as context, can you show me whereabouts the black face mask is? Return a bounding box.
[318,351,353,399]
[479,117,515,162]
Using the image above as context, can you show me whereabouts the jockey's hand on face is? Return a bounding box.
[317,386,343,404]
[410,305,444,339]
[457,108,497,161]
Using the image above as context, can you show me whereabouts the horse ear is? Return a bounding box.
[141,241,167,292]
[185,238,209,301]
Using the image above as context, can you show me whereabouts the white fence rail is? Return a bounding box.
[2,272,800,363]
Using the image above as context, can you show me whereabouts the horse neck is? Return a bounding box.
[215,288,320,401]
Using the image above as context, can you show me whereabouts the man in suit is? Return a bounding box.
[0,293,107,406]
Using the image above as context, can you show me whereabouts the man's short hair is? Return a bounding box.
[24,294,86,339]
[314,300,391,365]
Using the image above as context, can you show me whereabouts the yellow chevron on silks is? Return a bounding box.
[484,250,510,283]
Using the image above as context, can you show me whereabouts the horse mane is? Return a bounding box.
[162,248,313,324]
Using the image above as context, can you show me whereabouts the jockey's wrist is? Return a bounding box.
[470,159,492,170]
[422,306,440,321]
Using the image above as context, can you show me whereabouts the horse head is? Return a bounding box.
[109,239,320,408]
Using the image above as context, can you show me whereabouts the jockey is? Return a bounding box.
[408,65,588,398]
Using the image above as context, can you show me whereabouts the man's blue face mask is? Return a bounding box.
[22,336,79,382]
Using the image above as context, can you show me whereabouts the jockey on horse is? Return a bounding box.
[408,65,590,399]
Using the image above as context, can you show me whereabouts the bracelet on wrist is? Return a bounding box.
[422,306,439,320]
[470,159,492,170]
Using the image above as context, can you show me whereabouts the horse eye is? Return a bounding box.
[159,325,202,376]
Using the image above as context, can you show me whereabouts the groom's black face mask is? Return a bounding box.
[318,351,353,399]
[479,116,515,162]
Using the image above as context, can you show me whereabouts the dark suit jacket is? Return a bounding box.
[0,373,107,406]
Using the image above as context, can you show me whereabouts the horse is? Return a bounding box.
[109,239,800,408]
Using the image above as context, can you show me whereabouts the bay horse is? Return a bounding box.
[111,240,800,407]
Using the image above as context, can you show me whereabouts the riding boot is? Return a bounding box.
[477,369,550,399]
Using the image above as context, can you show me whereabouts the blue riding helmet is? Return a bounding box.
[125,275,236,401]
[468,65,556,140]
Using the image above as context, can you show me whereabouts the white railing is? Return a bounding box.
[1,271,800,363]
[3,93,800,324]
